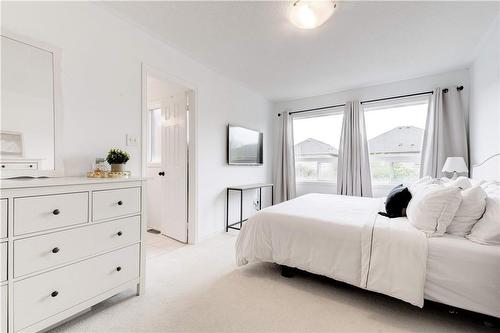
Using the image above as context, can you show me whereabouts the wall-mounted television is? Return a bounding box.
[227,125,263,165]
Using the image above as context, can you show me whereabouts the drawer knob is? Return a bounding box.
[52,247,60,254]
[117,231,123,236]
[51,291,59,298]
[52,209,60,215]
[117,201,123,206]
[116,266,122,272]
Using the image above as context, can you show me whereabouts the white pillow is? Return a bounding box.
[444,176,472,190]
[481,181,500,197]
[409,176,434,196]
[470,178,487,187]
[406,184,462,236]
[467,195,500,245]
[439,177,451,184]
[446,186,487,236]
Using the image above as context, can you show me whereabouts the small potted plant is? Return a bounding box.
[106,148,130,172]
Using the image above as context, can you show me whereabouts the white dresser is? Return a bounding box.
[0,177,146,333]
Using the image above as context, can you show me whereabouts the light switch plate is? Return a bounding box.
[126,134,138,147]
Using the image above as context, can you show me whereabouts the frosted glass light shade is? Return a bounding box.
[289,1,336,29]
[442,157,468,173]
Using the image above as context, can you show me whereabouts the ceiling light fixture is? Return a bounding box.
[288,0,337,30]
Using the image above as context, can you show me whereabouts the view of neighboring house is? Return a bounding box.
[295,126,424,184]
[294,138,339,181]
[368,126,423,155]
[368,126,424,184]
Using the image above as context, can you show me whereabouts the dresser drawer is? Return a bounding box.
[14,192,89,235]
[14,216,141,277]
[1,285,7,333]
[1,242,7,282]
[0,162,38,170]
[93,187,141,221]
[1,199,6,238]
[13,244,140,331]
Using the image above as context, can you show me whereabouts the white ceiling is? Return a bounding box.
[103,1,499,102]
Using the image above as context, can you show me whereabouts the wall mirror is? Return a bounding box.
[1,33,62,178]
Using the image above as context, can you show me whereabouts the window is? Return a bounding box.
[147,108,162,165]
[363,97,429,191]
[293,109,344,185]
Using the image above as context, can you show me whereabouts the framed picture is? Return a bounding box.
[0,131,24,157]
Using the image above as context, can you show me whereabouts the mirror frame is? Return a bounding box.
[1,31,64,178]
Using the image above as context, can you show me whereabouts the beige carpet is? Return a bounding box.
[144,232,185,260]
[50,233,492,333]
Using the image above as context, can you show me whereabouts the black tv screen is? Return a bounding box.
[227,125,263,165]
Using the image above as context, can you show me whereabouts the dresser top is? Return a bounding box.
[0,176,144,189]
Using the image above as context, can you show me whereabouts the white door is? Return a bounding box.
[146,162,165,231]
[146,107,166,232]
[162,91,188,242]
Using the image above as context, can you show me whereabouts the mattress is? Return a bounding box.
[425,234,500,317]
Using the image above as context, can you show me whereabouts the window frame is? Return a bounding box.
[292,106,344,186]
[362,95,430,192]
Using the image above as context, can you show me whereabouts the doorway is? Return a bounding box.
[142,69,194,245]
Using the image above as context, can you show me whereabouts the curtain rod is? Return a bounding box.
[443,85,464,93]
[277,103,345,117]
[278,85,464,117]
[361,85,464,104]
[360,90,433,105]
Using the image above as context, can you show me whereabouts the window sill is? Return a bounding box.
[297,181,337,185]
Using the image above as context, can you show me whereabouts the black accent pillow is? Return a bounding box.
[378,184,412,218]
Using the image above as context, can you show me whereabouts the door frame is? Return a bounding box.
[141,63,198,245]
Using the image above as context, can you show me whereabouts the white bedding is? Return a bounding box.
[236,193,428,307]
[425,235,500,317]
[362,215,427,307]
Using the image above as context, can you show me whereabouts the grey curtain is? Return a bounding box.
[274,112,296,203]
[420,87,468,178]
[337,101,373,197]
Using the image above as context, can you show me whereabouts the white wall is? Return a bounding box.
[275,69,470,197]
[470,13,500,181]
[275,69,469,114]
[1,2,273,242]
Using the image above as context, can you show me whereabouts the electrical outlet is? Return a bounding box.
[253,200,260,210]
[126,134,138,147]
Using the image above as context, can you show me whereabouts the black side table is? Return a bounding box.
[226,183,274,231]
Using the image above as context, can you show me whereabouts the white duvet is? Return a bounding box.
[236,193,428,307]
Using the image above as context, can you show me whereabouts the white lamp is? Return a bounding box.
[442,157,468,179]
[288,1,337,29]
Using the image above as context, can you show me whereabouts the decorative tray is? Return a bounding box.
[87,171,131,179]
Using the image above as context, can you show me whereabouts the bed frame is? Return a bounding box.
[279,261,500,328]
[471,152,500,182]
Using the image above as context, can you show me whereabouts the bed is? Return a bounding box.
[426,235,500,318]
[235,193,500,318]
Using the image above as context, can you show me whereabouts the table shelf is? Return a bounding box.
[226,183,274,231]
